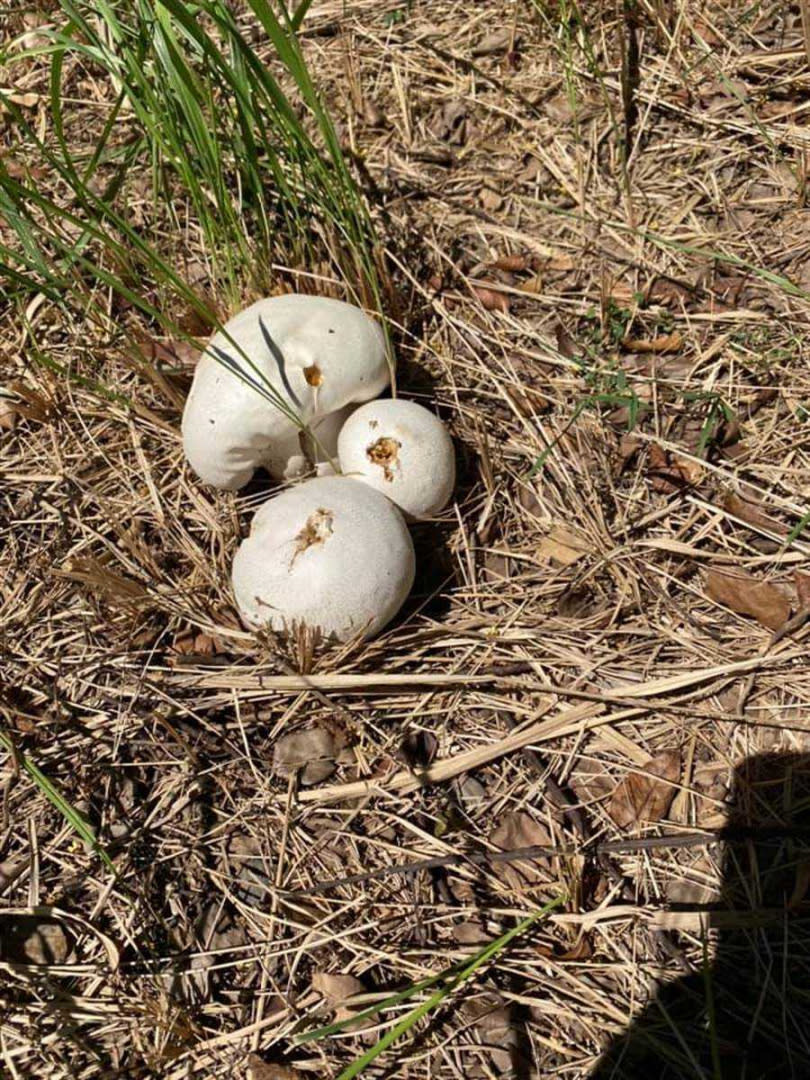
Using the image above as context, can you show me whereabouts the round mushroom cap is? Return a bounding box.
[182,295,390,489]
[337,398,455,519]
[232,476,415,642]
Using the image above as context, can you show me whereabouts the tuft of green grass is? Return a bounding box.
[0,732,115,873]
[1,0,392,418]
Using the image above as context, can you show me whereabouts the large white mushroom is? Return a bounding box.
[337,398,455,519]
[232,476,415,642]
[182,295,389,489]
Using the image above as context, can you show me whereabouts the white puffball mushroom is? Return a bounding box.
[232,476,415,642]
[182,295,389,489]
[337,398,455,519]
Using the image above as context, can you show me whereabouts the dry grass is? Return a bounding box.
[3,1,810,1077]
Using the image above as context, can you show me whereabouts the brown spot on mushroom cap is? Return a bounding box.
[291,507,334,566]
[303,364,323,387]
[366,436,402,482]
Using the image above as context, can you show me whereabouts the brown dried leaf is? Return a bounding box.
[482,550,511,582]
[273,729,337,786]
[622,331,683,354]
[647,278,694,307]
[608,751,681,829]
[1,91,40,109]
[362,99,385,128]
[0,399,18,431]
[489,812,550,888]
[723,492,781,535]
[431,98,468,145]
[555,322,578,358]
[795,571,810,611]
[312,973,369,1030]
[479,187,503,213]
[471,284,510,312]
[0,916,72,964]
[647,443,703,493]
[537,525,589,567]
[472,29,512,56]
[568,758,613,805]
[247,1056,303,1080]
[312,972,365,1008]
[490,253,530,272]
[705,569,791,631]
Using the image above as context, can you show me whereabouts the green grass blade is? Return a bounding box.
[0,733,115,873]
[299,895,565,1078]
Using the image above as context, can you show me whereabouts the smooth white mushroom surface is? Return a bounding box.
[232,476,415,642]
[182,295,389,489]
[337,398,455,519]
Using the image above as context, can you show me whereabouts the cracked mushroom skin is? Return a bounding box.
[182,295,389,489]
[337,398,455,519]
[231,476,416,642]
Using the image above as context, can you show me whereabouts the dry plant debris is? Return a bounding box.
[4,1,810,1077]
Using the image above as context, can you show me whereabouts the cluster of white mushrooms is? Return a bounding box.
[182,295,455,642]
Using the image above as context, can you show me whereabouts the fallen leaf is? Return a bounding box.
[555,585,597,619]
[608,751,681,829]
[463,990,517,1073]
[555,322,578,358]
[1,157,47,181]
[453,920,490,943]
[516,483,542,516]
[692,16,724,46]
[482,550,511,582]
[311,973,369,1030]
[795,571,810,611]
[647,277,694,307]
[568,758,613,805]
[458,775,487,809]
[471,284,510,313]
[0,398,18,431]
[0,916,72,964]
[479,187,503,213]
[472,29,512,56]
[537,525,589,567]
[247,1056,303,1080]
[312,972,365,1008]
[489,812,550,888]
[273,729,337,785]
[705,569,790,630]
[622,331,683,354]
[362,99,385,128]
[7,381,52,422]
[490,253,530,273]
[431,98,468,145]
[520,272,543,294]
[723,492,781,535]
[617,434,642,468]
[647,443,703,493]
[169,630,217,664]
[399,730,438,768]
[0,90,40,109]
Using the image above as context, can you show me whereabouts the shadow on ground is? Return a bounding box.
[591,752,810,1079]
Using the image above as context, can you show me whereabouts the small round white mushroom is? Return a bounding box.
[182,295,389,489]
[232,476,415,642]
[337,398,455,519]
